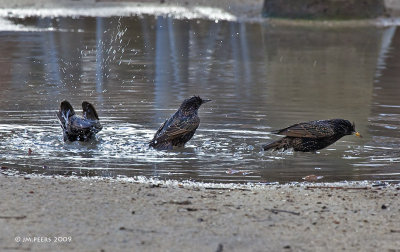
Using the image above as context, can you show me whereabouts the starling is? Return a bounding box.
[262,119,362,152]
[56,100,102,142]
[149,96,211,150]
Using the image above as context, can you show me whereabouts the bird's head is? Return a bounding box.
[179,96,211,113]
[351,122,362,138]
[337,119,362,138]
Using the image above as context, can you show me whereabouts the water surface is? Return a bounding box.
[0,15,399,183]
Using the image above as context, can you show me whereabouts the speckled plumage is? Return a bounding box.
[263,119,361,152]
[56,100,102,142]
[149,96,211,150]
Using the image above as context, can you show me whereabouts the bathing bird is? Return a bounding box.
[149,96,211,150]
[262,119,362,152]
[56,100,102,142]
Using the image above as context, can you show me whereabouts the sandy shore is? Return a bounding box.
[0,172,399,251]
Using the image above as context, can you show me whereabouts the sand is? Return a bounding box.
[1,172,399,252]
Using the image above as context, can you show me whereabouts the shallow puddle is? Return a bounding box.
[0,15,399,183]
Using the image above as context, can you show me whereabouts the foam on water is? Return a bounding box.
[3,168,398,189]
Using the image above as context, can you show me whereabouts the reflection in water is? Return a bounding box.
[366,26,400,175]
[0,16,399,183]
[96,17,104,95]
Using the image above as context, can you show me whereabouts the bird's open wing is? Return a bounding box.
[272,121,335,138]
[153,116,199,143]
[82,101,99,120]
[57,100,75,129]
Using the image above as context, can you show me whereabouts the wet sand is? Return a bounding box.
[1,173,399,251]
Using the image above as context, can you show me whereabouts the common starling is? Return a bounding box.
[149,96,211,150]
[262,119,362,152]
[56,100,102,142]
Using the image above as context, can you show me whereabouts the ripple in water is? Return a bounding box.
[0,16,400,183]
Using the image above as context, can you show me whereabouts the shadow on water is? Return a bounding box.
[0,15,399,183]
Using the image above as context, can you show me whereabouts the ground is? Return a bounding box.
[0,173,399,251]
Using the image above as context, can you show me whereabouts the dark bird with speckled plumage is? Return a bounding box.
[56,100,102,142]
[262,119,362,152]
[149,96,211,150]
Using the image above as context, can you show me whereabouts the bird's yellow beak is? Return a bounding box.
[354,132,362,138]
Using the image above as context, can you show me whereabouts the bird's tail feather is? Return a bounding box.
[149,140,173,150]
[262,139,288,151]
